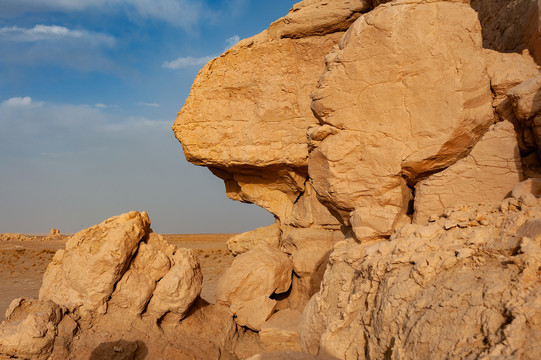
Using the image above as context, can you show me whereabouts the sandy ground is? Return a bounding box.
[0,233,235,322]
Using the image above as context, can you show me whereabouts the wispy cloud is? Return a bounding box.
[0,0,205,30]
[1,96,42,107]
[136,102,161,108]
[0,25,118,72]
[225,35,240,50]
[162,35,240,71]
[0,25,115,46]
[94,103,120,109]
[162,55,213,69]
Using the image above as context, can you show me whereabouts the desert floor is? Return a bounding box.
[0,233,235,322]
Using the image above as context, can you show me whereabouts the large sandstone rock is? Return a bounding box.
[413,120,523,223]
[172,4,346,230]
[226,222,281,256]
[39,211,151,316]
[268,0,372,39]
[471,0,541,64]
[299,192,541,359]
[309,0,494,240]
[216,246,293,330]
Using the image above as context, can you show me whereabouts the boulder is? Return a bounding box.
[268,0,372,39]
[309,0,494,240]
[483,49,539,105]
[39,211,151,316]
[413,120,523,224]
[259,309,302,352]
[299,201,541,359]
[507,75,541,121]
[226,222,281,256]
[39,212,202,321]
[0,298,62,360]
[216,246,293,331]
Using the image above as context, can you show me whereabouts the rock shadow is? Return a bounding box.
[89,340,148,360]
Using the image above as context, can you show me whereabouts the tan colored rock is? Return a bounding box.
[268,0,371,39]
[172,7,345,230]
[0,233,33,241]
[471,0,541,64]
[0,298,62,360]
[259,309,302,352]
[39,211,151,316]
[309,0,493,240]
[507,75,541,121]
[248,352,339,360]
[38,212,202,321]
[413,120,523,224]
[299,202,541,359]
[483,49,540,104]
[216,246,293,331]
[49,228,60,236]
[145,247,202,320]
[226,222,281,256]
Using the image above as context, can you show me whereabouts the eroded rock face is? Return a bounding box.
[413,120,523,223]
[0,212,216,360]
[299,184,541,359]
[309,0,494,240]
[216,246,293,331]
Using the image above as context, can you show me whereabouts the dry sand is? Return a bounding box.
[0,233,235,322]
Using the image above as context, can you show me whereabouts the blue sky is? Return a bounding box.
[0,0,295,234]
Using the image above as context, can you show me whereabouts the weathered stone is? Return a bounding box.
[483,49,539,105]
[300,203,541,359]
[414,121,523,224]
[259,309,302,352]
[39,211,151,316]
[309,0,494,240]
[226,222,281,256]
[507,75,541,121]
[216,246,293,331]
[0,298,62,360]
[268,0,371,39]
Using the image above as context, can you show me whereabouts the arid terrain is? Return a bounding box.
[0,233,235,322]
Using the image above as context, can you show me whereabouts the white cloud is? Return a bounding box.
[225,35,240,50]
[0,0,205,29]
[162,55,213,69]
[0,25,115,46]
[94,103,120,109]
[136,102,161,108]
[1,96,43,107]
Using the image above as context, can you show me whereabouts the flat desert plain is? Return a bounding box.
[0,233,235,322]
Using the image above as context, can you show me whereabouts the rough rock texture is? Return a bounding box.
[39,211,202,322]
[259,309,302,352]
[268,0,372,39]
[299,182,541,359]
[0,299,61,360]
[309,0,494,240]
[471,0,541,64]
[216,246,293,331]
[227,222,281,256]
[0,212,225,360]
[413,120,523,223]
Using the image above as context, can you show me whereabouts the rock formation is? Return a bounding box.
[2,0,541,358]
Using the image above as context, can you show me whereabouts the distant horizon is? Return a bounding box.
[0,0,293,234]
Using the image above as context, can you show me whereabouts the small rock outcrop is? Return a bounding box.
[0,212,234,360]
[216,246,293,331]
